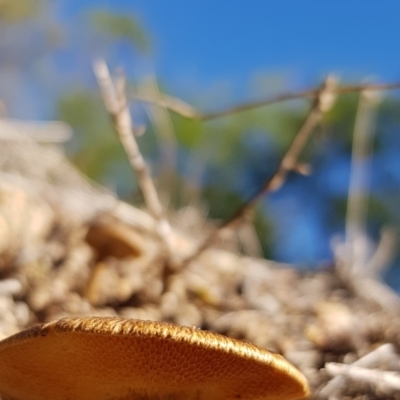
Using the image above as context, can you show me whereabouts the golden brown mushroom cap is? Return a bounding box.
[0,317,309,400]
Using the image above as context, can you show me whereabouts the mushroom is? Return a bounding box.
[0,317,309,400]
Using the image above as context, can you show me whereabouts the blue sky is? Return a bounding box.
[65,1,400,89]
[6,1,400,119]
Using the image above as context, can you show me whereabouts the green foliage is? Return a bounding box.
[170,114,205,149]
[0,0,43,23]
[368,196,399,225]
[253,208,274,258]
[202,186,243,221]
[58,91,123,181]
[58,91,107,131]
[90,10,150,53]
[324,94,359,149]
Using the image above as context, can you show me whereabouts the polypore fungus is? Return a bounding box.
[0,317,309,400]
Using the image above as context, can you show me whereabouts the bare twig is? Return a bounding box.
[130,80,400,121]
[93,59,173,250]
[181,76,338,266]
[325,362,400,392]
[318,344,398,398]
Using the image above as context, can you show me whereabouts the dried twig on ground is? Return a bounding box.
[318,344,398,398]
[93,60,173,253]
[130,80,400,121]
[181,76,338,266]
[325,363,400,393]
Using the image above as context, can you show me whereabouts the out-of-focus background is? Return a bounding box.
[2,2,400,399]
[2,0,400,283]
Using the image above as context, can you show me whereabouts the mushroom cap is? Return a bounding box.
[0,317,309,400]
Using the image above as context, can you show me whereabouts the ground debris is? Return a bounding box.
[0,141,399,400]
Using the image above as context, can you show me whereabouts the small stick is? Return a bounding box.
[319,343,398,398]
[181,76,338,266]
[130,80,400,121]
[93,60,173,249]
[325,362,400,392]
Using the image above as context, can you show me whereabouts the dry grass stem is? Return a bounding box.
[334,88,400,314]
[345,88,381,262]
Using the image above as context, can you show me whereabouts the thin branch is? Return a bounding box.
[130,80,400,121]
[181,76,338,266]
[132,90,200,119]
[93,59,173,249]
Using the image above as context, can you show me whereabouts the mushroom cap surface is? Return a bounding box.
[0,317,309,400]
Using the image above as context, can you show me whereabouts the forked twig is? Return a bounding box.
[130,80,400,121]
[93,59,173,250]
[181,76,338,266]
